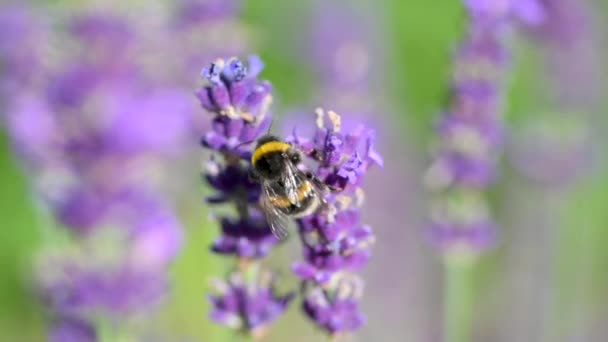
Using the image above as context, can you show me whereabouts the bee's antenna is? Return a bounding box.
[266,117,274,135]
[234,139,256,149]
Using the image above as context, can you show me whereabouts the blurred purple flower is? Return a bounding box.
[56,187,112,233]
[0,5,47,98]
[4,94,58,167]
[106,88,192,156]
[527,0,589,44]
[465,0,545,26]
[69,13,133,49]
[428,220,497,252]
[424,0,528,257]
[209,270,294,335]
[128,197,184,269]
[2,8,190,339]
[49,317,96,342]
[211,215,278,259]
[174,0,241,25]
[40,193,182,319]
[302,281,366,336]
[505,1,599,187]
[509,114,592,186]
[66,12,136,73]
[41,262,169,318]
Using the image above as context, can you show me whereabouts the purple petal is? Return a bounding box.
[291,262,317,280]
[247,55,264,77]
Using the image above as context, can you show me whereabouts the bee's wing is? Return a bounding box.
[260,182,291,240]
[282,161,307,206]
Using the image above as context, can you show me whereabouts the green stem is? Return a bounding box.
[97,318,115,342]
[443,259,475,342]
[238,333,255,342]
[97,318,134,342]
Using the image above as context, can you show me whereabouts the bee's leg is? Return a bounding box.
[326,184,344,192]
[305,171,343,193]
[304,171,322,184]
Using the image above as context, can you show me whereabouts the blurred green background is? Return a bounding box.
[2,0,608,341]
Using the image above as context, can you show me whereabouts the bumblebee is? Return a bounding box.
[251,135,324,239]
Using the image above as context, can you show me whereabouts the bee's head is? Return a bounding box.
[252,134,292,180]
[255,134,282,149]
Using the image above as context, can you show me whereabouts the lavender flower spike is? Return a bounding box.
[196,55,272,124]
[425,0,543,259]
[289,109,381,336]
[209,269,294,338]
[197,56,272,158]
[198,56,291,338]
[3,10,188,339]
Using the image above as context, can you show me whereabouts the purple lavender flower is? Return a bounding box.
[507,0,599,187]
[465,0,545,26]
[287,109,381,335]
[197,56,271,123]
[509,113,592,186]
[211,215,278,259]
[49,316,96,342]
[0,4,48,103]
[209,270,294,337]
[40,261,169,318]
[198,57,292,337]
[290,109,383,187]
[428,220,497,253]
[174,0,241,25]
[424,1,538,257]
[197,58,381,337]
[527,0,596,52]
[55,187,112,233]
[204,158,261,204]
[202,114,272,158]
[2,8,188,340]
[302,279,366,336]
[68,13,133,50]
[3,94,58,168]
[39,194,182,318]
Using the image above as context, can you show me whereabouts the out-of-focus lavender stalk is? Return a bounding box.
[510,0,598,186]
[1,7,187,340]
[289,109,382,338]
[424,1,544,341]
[196,56,293,340]
[506,1,602,341]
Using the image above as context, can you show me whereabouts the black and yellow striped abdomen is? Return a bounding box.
[268,180,320,217]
